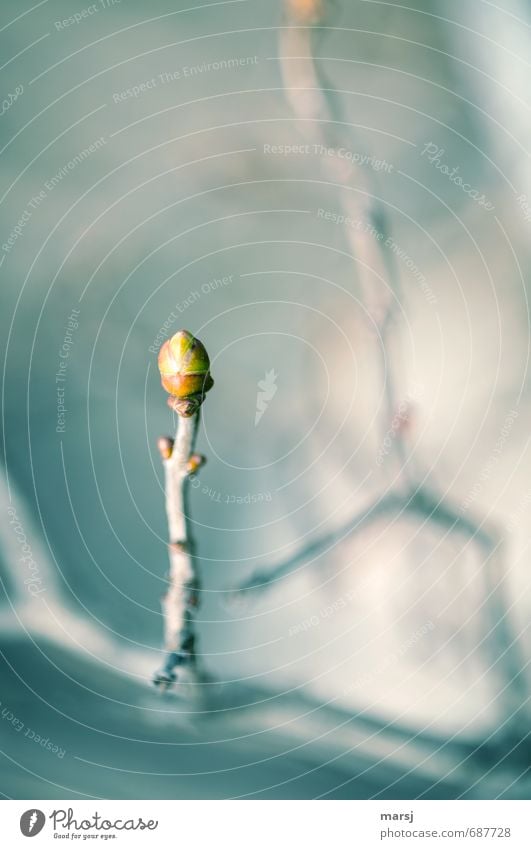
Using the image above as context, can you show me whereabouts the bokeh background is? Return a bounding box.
[1,0,531,799]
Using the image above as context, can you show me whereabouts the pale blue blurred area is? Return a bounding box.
[1,0,531,799]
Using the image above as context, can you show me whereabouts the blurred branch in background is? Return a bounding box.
[230,0,529,741]
[280,0,406,475]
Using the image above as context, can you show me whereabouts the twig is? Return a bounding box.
[152,330,213,690]
[231,487,495,597]
[280,0,408,476]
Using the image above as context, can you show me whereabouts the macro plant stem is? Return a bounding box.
[153,329,213,690]
[162,413,199,647]
[153,412,201,689]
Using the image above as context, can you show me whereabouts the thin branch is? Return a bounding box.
[153,416,201,689]
[152,330,212,690]
[231,486,497,597]
[280,0,408,476]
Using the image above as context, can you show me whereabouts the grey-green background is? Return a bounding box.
[1,0,531,799]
